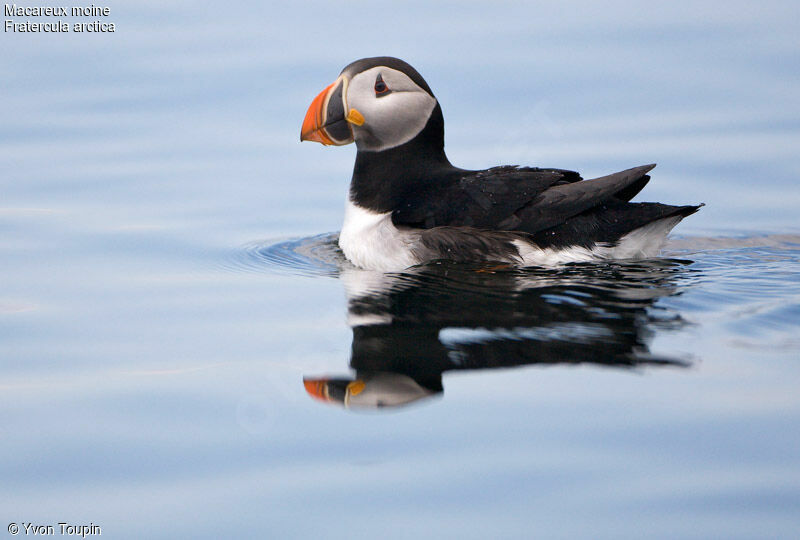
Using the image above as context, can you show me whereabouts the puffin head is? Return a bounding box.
[300,57,439,152]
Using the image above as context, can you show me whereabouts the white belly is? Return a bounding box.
[338,200,421,271]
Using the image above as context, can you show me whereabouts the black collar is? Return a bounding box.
[349,103,459,212]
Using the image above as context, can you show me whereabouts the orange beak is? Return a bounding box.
[300,82,336,145]
[300,76,355,146]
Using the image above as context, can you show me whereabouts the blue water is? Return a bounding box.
[3,1,800,538]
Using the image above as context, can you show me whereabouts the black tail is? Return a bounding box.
[530,202,704,250]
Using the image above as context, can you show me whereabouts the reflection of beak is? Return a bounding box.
[303,378,330,401]
[300,76,359,146]
[303,373,438,410]
[302,377,366,404]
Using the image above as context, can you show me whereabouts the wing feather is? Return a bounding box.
[392,164,656,235]
[392,166,582,229]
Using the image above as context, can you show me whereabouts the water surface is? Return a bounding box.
[3,1,800,538]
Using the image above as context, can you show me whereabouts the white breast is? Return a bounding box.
[338,200,421,271]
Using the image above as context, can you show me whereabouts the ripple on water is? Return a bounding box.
[224,233,800,335]
[664,234,800,352]
[226,232,800,271]
[225,233,346,277]
[226,232,704,284]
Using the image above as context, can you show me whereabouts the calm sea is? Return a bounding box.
[2,1,799,538]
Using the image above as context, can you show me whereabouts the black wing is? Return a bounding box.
[392,164,656,234]
[392,166,581,230]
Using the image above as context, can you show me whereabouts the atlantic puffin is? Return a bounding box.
[300,57,701,271]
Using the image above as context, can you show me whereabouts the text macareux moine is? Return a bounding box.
[4,3,115,32]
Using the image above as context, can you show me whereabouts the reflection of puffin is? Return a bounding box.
[304,261,693,410]
[301,57,702,271]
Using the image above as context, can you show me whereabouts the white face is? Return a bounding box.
[345,66,437,152]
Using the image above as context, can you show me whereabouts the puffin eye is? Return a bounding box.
[374,74,390,96]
